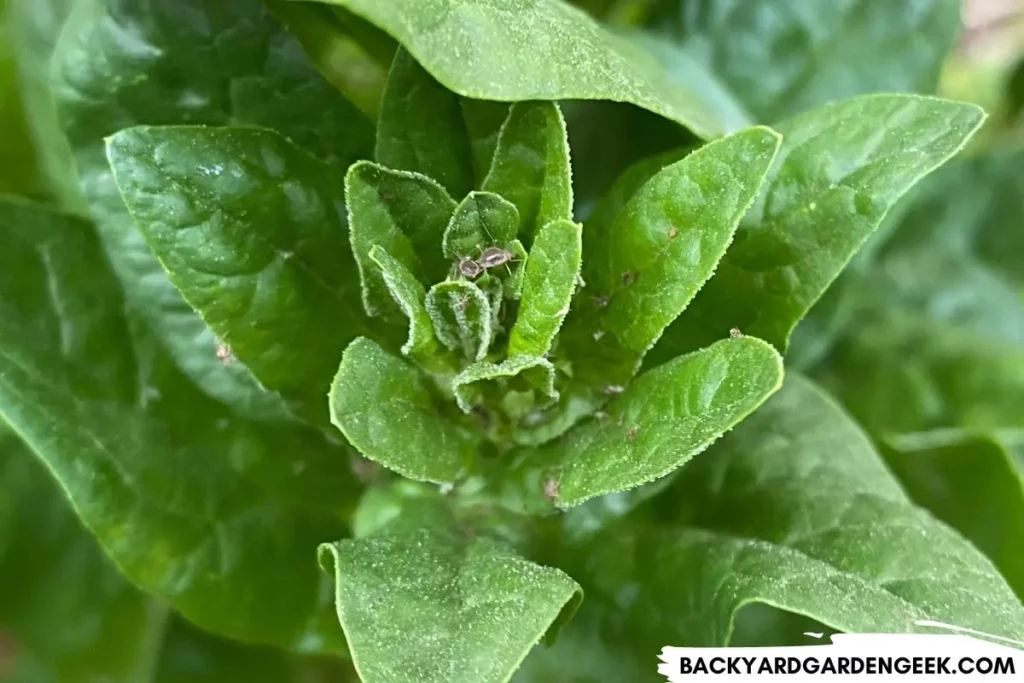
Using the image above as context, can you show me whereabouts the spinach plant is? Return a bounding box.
[1,0,1023,681]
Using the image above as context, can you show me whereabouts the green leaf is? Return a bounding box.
[649,0,961,123]
[562,126,780,389]
[499,336,783,512]
[369,246,441,366]
[0,199,356,652]
[293,0,751,139]
[319,527,581,683]
[330,337,476,484]
[881,429,1024,603]
[107,125,370,424]
[452,357,558,415]
[655,95,986,358]
[461,99,512,187]
[376,47,475,198]
[346,161,457,321]
[442,191,520,261]
[482,102,572,242]
[426,280,493,362]
[50,0,373,419]
[508,219,582,359]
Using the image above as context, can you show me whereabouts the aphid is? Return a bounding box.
[592,295,610,308]
[627,426,639,442]
[602,384,625,396]
[668,225,679,238]
[595,411,610,422]
[456,296,470,312]
[216,343,234,365]
[543,478,561,499]
[622,271,639,286]
[729,327,743,339]
[457,257,483,279]
[478,246,516,270]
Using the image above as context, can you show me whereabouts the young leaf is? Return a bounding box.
[654,95,986,358]
[369,245,441,366]
[319,527,581,683]
[649,0,961,122]
[508,219,582,358]
[499,336,783,512]
[461,98,511,186]
[442,191,520,261]
[561,126,781,389]
[51,0,373,420]
[347,161,457,320]
[573,377,1024,650]
[882,430,1024,602]
[483,101,572,242]
[0,199,356,652]
[426,280,493,362]
[107,125,370,424]
[376,47,474,198]
[452,357,558,415]
[330,337,476,484]
[297,0,751,139]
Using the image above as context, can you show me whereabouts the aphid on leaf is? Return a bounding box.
[729,327,743,339]
[627,426,639,442]
[667,225,679,238]
[592,295,609,308]
[595,411,610,422]
[216,343,234,365]
[622,271,639,286]
[543,478,561,499]
[456,296,470,312]
[602,384,625,395]
[457,257,483,279]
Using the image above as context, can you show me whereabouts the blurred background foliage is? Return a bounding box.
[1,0,1022,679]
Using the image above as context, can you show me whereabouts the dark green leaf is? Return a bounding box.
[107,125,370,424]
[461,99,512,187]
[294,0,751,139]
[648,0,961,123]
[655,95,985,358]
[499,336,783,512]
[346,161,457,321]
[563,126,780,389]
[482,101,573,242]
[376,47,475,198]
[0,199,355,652]
[442,192,520,262]
[882,429,1024,602]
[330,337,476,484]
[50,0,373,419]
[508,219,582,359]
[426,280,493,362]
[319,527,581,683]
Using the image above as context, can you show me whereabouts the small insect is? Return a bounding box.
[626,426,639,442]
[457,257,483,279]
[602,384,625,396]
[592,295,610,308]
[543,478,561,499]
[595,411,610,422]
[456,296,470,312]
[622,271,639,286]
[216,343,234,365]
[478,246,515,269]
[729,327,743,339]
[668,225,679,238]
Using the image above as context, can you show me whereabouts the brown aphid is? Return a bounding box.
[216,343,234,365]
[627,426,639,442]
[478,246,515,269]
[592,295,610,308]
[622,271,639,286]
[729,327,743,339]
[543,478,561,500]
[668,225,679,238]
[456,296,470,312]
[457,257,483,279]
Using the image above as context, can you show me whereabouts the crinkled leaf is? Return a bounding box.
[500,336,783,512]
[482,101,572,242]
[376,47,475,198]
[649,0,961,123]
[442,191,520,261]
[562,126,780,390]
[107,125,371,424]
[295,0,750,139]
[347,161,457,320]
[330,337,476,484]
[50,0,373,420]
[655,95,985,358]
[368,246,441,366]
[452,357,558,415]
[882,430,1024,602]
[319,527,581,683]
[508,219,582,359]
[0,199,355,652]
[426,280,493,362]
